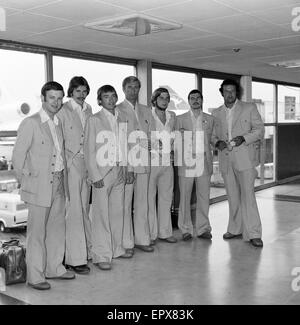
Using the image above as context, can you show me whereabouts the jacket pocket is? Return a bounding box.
[21,169,39,193]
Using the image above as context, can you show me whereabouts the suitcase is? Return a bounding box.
[0,239,26,285]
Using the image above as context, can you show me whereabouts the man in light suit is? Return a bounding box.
[117,76,154,253]
[148,88,177,244]
[12,81,75,290]
[56,76,92,275]
[212,79,264,248]
[84,85,129,271]
[175,89,214,241]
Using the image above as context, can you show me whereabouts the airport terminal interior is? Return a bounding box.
[1,0,300,305]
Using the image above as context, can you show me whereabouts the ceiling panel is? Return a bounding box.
[215,0,300,12]
[253,35,300,48]
[28,0,132,23]
[144,0,241,23]
[99,0,191,11]
[6,12,74,33]
[0,0,62,10]
[251,5,300,25]
[190,14,272,34]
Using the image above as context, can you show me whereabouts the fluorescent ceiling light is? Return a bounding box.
[84,13,182,37]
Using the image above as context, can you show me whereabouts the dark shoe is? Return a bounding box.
[159,236,177,243]
[250,238,263,248]
[28,281,51,290]
[125,248,134,256]
[96,262,112,270]
[197,232,212,240]
[46,270,75,280]
[150,239,156,246]
[66,264,90,275]
[119,251,133,258]
[182,233,193,241]
[135,244,154,252]
[223,232,242,240]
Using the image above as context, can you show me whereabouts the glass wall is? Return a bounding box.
[53,56,134,113]
[202,78,224,114]
[252,81,276,184]
[0,49,46,193]
[152,68,196,115]
[278,85,300,123]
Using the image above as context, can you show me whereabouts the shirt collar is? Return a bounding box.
[223,99,238,111]
[125,99,136,110]
[39,108,59,125]
[70,98,88,112]
[190,109,202,119]
[152,107,171,123]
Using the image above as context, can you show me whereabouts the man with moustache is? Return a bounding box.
[12,81,75,290]
[148,88,177,245]
[117,76,154,253]
[212,79,264,248]
[57,76,92,275]
[175,89,214,241]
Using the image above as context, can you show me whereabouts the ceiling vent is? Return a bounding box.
[269,59,300,69]
[84,13,182,37]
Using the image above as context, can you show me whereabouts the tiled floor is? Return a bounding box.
[1,181,300,305]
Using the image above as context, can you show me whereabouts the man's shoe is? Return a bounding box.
[250,238,263,248]
[135,244,154,252]
[119,251,134,258]
[96,262,112,270]
[66,264,90,275]
[150,239,156,246]
[182,233,193,241]
[223,232,242,240]
[197,232,212,240]
[159,236,177,243]
[28,281,51,290]
[46,270,75,280]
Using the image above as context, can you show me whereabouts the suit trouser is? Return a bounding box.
[133,173,151,246]
[148,166,174,240]
[90,167,125,263]
[178,174,211,236]
[26,172,67,284]
[122,182,134,249]
[65,158,92,266]
[222,165,262,240]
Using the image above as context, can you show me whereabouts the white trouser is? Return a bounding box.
[148,166,174,240]
[26,172,66,284]
[178,174,211,236]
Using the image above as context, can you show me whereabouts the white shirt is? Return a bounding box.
[224,100,238,141]
[190,109,203,155]
[39,109,64,172]
[70,98,89,129]
[102,107,121,163]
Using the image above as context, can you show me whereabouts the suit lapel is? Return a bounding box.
[98,109,112,131]
[40,118,54,146]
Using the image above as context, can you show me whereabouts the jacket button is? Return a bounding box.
[52,163,54,166]
[53,155,56,157]
[50,181,53,184]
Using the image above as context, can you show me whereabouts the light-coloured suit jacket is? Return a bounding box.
[212,100,264,173]
[84,108,128,183]
[117,100,153,174]
[175,111,214,177]
[12,112,69,207]
[56,100,93,175]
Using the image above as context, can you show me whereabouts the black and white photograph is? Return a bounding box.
[0,0,300,307]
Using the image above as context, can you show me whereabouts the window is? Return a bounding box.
[252,82,275,123]
[202,78,224,114]
[152,68,196,115]
[278,85,300,123]
[53,56,135,113]
[0,49,45,132]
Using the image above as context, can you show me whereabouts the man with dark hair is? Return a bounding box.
[212,79,264,248]
[84,85,129,271]
[56,76,92,275]
[12,81,75,290]
[117,76,154,253]
[175,89,215,241]
[148,87,177,244]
